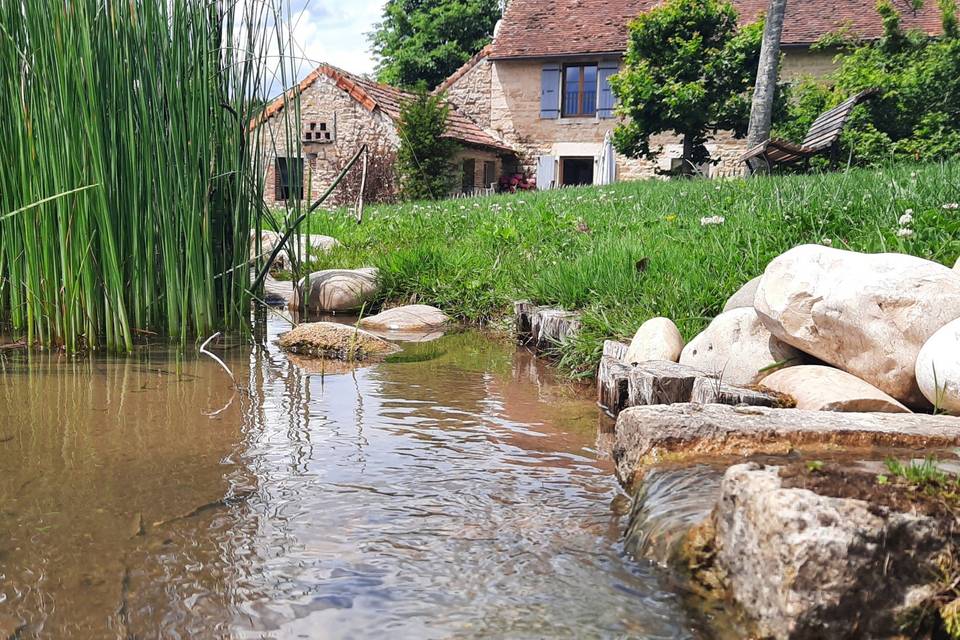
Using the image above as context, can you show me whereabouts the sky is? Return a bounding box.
[285,0,385,79]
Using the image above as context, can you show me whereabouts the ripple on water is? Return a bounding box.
[0,320,704,639]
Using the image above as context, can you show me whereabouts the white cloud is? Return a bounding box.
[287,0,385,79]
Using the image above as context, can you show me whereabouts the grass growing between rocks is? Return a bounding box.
[302,161,960,376]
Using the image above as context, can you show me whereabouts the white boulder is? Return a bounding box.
[250,231,340,269]
[359,305,450,332]
[754,244,960,407]
[916,318,960,414]
[679,308,803,386]
[761,365,909,413]
[295,268,379,312]
[722,275,762,313]
[625,317,684,364]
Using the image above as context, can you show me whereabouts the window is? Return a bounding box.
[303,121,333,143]
[562,64,597,117]
[560,157,593,186]
[275,157,303,201]
[461,159,476,193]
[483,161,496,188]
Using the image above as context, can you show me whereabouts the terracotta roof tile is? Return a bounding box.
[255,64,513,153]
[489,0,945,59]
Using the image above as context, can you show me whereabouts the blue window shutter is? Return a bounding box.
[597,61,619,119]
[540,64,561,119]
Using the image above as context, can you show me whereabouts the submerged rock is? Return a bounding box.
[916,318,960,415]
[359,305,450,332]
[278,322,399,360]
[755,244,960,407]
[625,317,684,364]
[700,463,949,640]
[295,268,380,312]
[761,365,910,413]
[679,308,803,386]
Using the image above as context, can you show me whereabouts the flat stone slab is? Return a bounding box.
[359,304,450,332]
[597,355,632,416]
[613,403,960,486]
[628,361,705,406]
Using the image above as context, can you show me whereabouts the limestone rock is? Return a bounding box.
[359,305,450,332]
[278,322,400,360]
[612,403,960,485]
[762,365,909,413]
[262,275,294,306]
[710,463,946,639]
[249,230,281,261]
[625,317,684,364]
[722,275,762,313]
[916,318,960,414]
[954,255,960,270]
[296,268,379,312]
[754,244,960,407]
[679,308,803,386]
[529,308,581,350]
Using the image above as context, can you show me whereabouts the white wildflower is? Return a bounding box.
[905,208,914,215]
[700,215,725,226]
[944,203,959,210]
[896,227,914,238]
[822,238,833,246]
[898,213,913,226]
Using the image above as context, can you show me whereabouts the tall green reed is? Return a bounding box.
[0,0,286,351]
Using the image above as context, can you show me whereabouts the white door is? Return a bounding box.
[536,155,556,190]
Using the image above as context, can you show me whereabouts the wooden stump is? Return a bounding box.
[598,355,632,416]
[602,339,629,361]
[628,361,705,406]
[530,308,581,351]
[691,377,780,408]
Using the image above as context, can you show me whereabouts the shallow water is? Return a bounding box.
[0,320,708,639]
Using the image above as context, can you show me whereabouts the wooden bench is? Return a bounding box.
[740,88,880,171]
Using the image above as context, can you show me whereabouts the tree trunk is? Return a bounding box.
[681,134,695,177]
[746,0,788,175]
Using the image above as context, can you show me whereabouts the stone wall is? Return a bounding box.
[452,148,504,194]
[257,74,400,208]
[442,56,493,130]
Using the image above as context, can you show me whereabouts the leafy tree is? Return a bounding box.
[396,91,459,200]
[776,0,960,165]
[371,0,500,90]
[610,0,764,172]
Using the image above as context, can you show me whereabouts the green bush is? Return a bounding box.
[396,91,459,200]
[775,0,960,166]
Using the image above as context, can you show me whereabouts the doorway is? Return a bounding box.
[560,157,593,186]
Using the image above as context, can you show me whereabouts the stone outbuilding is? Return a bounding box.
[255,64,517,206]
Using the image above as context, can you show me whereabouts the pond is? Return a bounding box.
[0,319,711,639]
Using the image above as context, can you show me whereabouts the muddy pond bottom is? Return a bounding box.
[0,320,705,639]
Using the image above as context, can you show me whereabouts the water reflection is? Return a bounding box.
[0,320,702,639]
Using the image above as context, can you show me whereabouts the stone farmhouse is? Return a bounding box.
[256,64,514,207]
[441,0,945,187]
[258,0,945,203]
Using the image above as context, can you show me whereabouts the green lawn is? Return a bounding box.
[296,161,960,376]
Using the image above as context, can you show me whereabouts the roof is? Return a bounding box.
[256,64,513,153]
[434,44,493,93]
[488,0,946,59]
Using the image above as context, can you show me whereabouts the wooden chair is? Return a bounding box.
[740,88,880,171]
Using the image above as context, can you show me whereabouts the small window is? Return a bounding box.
[483,161,496,187]
[275,157,304,201]
[461,159,476,193]
[562,64,597,118]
